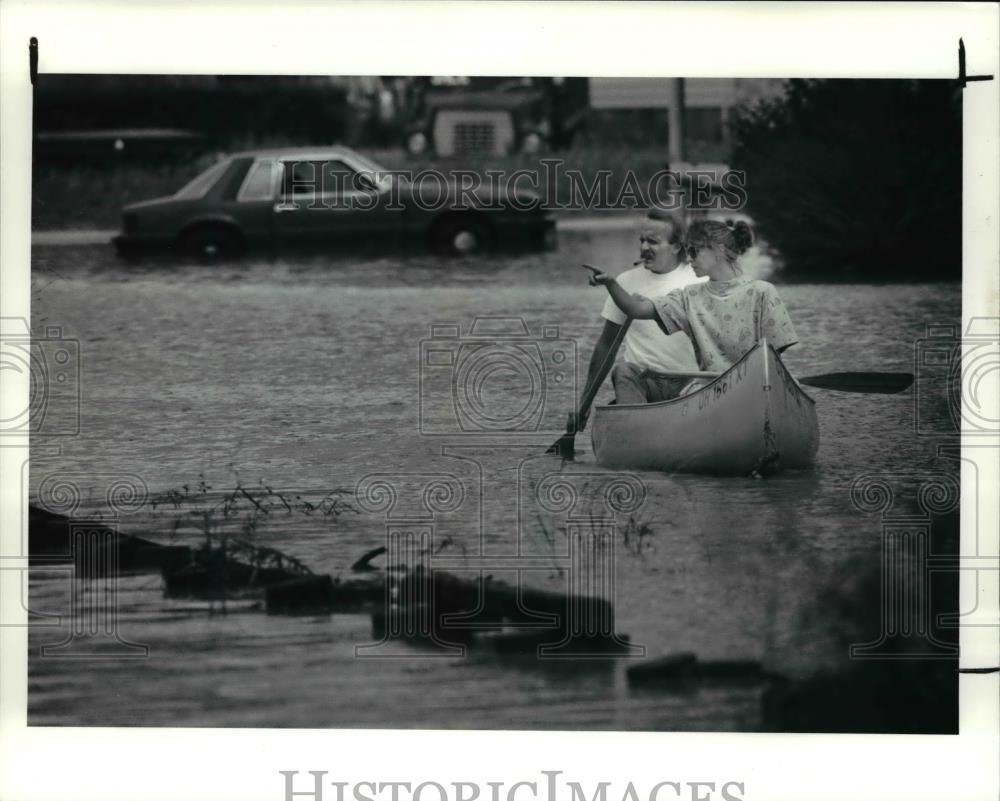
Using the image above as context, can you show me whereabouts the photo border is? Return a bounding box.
[1,3,997,801]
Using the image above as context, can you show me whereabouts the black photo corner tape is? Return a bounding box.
[957,38,994,89]
[29,36,38,85]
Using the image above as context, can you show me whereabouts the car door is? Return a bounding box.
[226,157,281,249]
[273,157,397,251]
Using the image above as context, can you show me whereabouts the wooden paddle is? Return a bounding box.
[795,372,914,394]
[657,369,914,394]
[546,317,633,459]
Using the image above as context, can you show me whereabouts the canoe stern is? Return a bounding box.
[762,344,820,469]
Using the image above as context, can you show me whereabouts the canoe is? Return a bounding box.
[590,340,819,475]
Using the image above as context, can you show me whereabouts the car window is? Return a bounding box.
[174,159,231,200]
[281,159,362,198]
[238,159,278,202]
[345,152,392,190]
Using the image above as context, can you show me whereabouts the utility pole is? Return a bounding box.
[667,78,685,164]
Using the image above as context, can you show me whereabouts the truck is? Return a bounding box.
[400,76,589,158]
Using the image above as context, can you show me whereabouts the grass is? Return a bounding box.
[533,507,657,565]
[150,473,357,567]
[33,156,219,231]
[32,141,730,231]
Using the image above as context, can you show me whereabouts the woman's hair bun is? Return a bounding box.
[730,220,754,254]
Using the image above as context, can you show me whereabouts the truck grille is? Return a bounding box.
[453,123,496,154]
[433,111,514,157]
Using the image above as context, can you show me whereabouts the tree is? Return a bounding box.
[731,80,961,281]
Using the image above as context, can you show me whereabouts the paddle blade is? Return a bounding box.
[800,372,914,394]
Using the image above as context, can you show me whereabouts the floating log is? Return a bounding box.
[698,659,768,682]
[369,569,633,655]
[117,538,190,576]
[163,546,306,599]
[369,603,474,646]
[398,568,614,628]
[28,505,82,557]
[29,505,191,577]
[267,575,336,614]
[626,653,699,686]
[266,574,386,614]
[329,576,386,608]
[628,653,779,689]
[478,628,635,657]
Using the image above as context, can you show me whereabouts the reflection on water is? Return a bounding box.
[27,233,961,728]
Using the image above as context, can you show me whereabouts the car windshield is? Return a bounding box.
[174,159,231,200]
[346,152,396,189]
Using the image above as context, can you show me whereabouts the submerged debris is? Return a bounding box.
[163,540,312,600]
[627,653,782,689]
[30,504,637,664]
[29,505,189,577]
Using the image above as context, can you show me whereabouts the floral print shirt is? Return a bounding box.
[652,278,797,370]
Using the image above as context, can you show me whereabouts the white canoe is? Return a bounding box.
[590,341,819,475]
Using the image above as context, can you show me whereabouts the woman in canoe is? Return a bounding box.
[586,219,797,387]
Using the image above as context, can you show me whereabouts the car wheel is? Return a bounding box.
[430,216,492,256]
[179,225,244,263]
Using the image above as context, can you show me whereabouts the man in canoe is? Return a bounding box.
[586,219,797,388]
[577,209,706,426]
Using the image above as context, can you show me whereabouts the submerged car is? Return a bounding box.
[113,146,556,261]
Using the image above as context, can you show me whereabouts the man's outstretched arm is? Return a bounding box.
[584,266,657,319]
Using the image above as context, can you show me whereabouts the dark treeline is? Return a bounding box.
[33,75,354,152]
[731,79,962,282]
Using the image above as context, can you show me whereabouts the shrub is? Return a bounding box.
[731,79,961,281]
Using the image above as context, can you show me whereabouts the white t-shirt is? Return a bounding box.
[601,263,706,373]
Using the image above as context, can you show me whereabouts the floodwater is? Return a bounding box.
[25,229,961,729]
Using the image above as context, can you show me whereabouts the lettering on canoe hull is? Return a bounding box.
[775,356,809,408]
[695,357,750,414]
